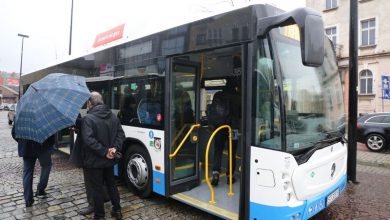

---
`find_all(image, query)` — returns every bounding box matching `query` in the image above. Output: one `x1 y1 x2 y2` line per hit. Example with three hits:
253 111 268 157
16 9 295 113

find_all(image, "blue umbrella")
15 73 90 143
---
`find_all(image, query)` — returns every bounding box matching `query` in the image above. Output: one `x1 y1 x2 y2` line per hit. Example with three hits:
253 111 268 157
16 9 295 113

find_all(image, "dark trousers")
212 130 238 174
22 150 52 203
82 168 109 207
85 167 121 218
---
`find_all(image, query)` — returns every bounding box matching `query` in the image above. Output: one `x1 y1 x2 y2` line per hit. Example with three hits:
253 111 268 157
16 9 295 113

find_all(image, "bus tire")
124 144 153 198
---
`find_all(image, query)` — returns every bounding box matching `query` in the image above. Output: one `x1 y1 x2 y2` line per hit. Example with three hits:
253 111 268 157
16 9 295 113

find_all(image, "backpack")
208 91 230 126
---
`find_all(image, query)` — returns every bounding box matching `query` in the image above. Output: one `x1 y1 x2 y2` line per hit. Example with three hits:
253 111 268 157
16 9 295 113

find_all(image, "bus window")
87 81 111 108
116 77 164 129
273 25 344 153
252 40 282 150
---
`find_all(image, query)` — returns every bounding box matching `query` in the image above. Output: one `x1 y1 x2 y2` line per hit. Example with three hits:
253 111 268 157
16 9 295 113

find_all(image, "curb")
357 160 390 169
356 151 390 169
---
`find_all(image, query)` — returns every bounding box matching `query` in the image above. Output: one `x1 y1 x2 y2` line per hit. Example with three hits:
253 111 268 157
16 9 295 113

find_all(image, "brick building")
0 85 18 104
306 0 390 114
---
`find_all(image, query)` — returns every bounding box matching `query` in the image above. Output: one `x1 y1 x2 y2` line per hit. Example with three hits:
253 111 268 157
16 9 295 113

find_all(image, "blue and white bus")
22 4 347 220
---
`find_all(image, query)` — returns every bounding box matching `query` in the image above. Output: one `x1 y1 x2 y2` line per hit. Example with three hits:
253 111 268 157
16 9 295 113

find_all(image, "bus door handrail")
170 123 190 147
169 124 200 159
205 125 235 204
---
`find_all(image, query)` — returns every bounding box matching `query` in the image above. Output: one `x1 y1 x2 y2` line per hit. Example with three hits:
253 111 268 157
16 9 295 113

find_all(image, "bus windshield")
253 26 345 154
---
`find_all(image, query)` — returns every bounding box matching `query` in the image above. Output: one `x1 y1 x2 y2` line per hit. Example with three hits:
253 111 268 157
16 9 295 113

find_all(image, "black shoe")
25 198 34 207
93 217 105 220
211 173 219 186
78 206 94 216
35 190 47 197
110 209 122 220
226 175 236 184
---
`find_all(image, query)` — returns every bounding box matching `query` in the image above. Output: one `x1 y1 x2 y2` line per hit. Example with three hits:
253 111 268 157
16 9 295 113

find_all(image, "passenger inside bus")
174 89 195 128
118 87 138 126
137 82 162 126
209 77 241 186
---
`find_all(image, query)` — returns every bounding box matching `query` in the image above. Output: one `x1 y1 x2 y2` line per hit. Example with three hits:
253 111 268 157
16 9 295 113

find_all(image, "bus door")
168 59 201 194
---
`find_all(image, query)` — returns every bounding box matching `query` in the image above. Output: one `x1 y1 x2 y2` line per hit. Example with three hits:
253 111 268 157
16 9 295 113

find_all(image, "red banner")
7 78 19 86
93 24 125 48
0 77 3 85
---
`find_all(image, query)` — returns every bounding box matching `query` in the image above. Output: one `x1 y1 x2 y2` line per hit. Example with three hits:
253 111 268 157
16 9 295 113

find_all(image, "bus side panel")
122 126 165 196
249 147 304 220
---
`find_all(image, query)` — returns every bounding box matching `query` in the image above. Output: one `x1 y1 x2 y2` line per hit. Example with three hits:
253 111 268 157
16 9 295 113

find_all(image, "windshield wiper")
295 135 342 165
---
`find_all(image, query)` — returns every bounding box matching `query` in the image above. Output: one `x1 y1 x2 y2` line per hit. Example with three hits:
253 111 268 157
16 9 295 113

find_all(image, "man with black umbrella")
81 91 125 220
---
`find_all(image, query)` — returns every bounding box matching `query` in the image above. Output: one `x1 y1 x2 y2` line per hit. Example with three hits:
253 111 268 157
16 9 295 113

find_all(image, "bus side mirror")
301 15 324 67
257 7 324 67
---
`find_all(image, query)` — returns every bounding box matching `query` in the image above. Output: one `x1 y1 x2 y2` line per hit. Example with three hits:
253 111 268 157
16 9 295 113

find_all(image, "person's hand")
106 149 115 159
107 148 117 159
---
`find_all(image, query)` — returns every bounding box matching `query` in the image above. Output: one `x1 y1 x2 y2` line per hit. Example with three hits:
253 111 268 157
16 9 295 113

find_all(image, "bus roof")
22 4 284 85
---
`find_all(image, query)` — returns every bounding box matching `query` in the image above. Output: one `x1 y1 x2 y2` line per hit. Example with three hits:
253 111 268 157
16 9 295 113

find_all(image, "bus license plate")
326 188 340 206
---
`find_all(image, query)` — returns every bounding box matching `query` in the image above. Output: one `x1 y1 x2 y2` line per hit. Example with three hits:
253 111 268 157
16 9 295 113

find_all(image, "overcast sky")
0 0 305 75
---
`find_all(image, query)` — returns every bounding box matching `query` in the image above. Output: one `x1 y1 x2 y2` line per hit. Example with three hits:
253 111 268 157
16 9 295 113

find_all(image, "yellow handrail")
171 123 190 146
205 125 235 204
169 124 200 159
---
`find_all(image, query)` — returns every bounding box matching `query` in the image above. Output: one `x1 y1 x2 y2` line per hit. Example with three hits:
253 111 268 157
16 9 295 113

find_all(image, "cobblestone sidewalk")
0 152 216 220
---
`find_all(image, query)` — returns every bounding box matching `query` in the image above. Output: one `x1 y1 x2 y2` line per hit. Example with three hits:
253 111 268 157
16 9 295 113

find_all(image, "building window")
325 26 337 46
325 0 338 9
359 69 373 94
361 18 376 46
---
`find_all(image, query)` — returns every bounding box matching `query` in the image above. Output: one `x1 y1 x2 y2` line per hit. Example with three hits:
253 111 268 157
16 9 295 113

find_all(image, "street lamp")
17 33 29 100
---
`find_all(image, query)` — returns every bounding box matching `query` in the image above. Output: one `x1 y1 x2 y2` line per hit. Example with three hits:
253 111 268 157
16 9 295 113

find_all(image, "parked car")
7 104 16 125
357 113 390 152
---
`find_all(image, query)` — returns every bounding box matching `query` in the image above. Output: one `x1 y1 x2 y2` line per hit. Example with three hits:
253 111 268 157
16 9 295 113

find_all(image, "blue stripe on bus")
302 175 347 219
249 201 305 220
250 174 347 220
153 171 165 196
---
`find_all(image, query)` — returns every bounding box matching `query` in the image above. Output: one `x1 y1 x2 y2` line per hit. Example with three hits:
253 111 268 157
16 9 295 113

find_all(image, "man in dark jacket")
81 91 125 220
69 114 109 216
210 77 241 186
12 125 55 207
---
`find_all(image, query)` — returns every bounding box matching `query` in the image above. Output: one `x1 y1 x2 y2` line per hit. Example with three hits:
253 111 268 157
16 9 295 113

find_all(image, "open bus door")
168 59 201 194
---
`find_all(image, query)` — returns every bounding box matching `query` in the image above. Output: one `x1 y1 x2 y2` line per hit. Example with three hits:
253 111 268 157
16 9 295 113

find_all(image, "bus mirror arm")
257 7 324 67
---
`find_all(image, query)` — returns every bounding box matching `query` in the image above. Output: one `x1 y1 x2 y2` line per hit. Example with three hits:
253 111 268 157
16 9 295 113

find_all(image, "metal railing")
169 124 200 159
205 124 235 204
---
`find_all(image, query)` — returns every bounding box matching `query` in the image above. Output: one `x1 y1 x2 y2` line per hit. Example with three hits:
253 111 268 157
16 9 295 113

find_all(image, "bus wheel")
124 144 153 198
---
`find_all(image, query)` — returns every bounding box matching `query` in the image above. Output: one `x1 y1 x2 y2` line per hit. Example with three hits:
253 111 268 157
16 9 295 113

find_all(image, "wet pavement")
1 110 390 219
0 111 215 220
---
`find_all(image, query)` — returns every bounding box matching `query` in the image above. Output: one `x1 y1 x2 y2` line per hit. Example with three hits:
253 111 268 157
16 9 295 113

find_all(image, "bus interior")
169 45 243 218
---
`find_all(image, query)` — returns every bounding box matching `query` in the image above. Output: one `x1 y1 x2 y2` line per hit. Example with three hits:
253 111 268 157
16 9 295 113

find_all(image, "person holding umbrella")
12 126 55 207
12 73 91 207
81 91 125 220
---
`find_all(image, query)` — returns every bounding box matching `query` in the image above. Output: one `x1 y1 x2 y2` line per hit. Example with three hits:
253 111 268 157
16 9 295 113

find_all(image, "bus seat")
137 99 161 126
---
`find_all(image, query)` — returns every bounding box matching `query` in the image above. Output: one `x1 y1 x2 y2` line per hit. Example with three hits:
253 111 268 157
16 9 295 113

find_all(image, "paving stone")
0 212 11 219
47 205 61 212
71 216 86 220
30 214 48 220
2 205 16 212
46 209 65 217
64 211 78 218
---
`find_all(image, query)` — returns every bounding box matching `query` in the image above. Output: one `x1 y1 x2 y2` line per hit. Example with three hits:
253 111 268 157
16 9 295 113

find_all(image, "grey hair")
89 91 104 106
